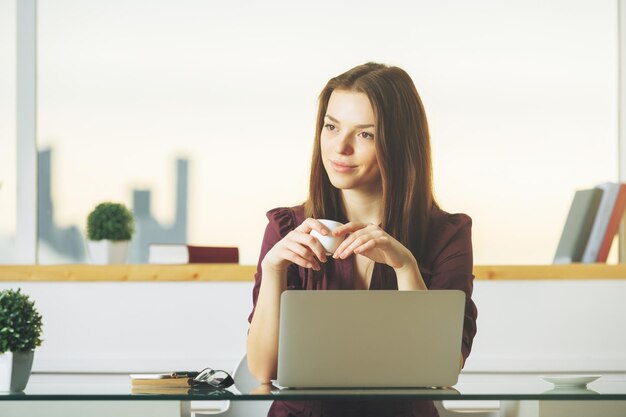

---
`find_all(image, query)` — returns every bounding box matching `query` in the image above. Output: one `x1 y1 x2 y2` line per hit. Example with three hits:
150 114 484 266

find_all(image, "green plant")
0 289 43 353
86 202 135 241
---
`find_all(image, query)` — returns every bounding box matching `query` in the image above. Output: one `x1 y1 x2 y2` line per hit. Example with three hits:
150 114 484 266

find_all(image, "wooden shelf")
0 264 625 282
0 264 257 282
474 264 626 280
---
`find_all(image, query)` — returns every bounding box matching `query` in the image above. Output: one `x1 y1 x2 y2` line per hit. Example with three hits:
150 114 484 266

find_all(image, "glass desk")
0 373 625 417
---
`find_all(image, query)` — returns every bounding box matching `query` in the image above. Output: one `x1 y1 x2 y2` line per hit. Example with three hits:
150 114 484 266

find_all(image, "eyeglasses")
192 368 234 389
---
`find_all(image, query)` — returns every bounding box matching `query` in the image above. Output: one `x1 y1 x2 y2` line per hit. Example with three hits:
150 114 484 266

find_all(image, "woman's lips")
330 160 357 173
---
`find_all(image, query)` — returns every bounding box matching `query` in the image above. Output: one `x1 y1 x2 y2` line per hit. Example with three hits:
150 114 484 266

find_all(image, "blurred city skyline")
37 148 189 263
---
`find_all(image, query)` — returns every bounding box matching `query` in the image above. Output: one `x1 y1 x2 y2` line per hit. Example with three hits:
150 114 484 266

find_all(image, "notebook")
276 290 465 389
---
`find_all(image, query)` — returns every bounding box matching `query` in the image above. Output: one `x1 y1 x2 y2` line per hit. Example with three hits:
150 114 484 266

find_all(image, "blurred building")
130 158 188 263
38 149 85 262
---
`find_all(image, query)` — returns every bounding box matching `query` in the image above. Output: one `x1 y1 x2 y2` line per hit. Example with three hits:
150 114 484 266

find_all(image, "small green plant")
86 202 135 241
0 289 43 354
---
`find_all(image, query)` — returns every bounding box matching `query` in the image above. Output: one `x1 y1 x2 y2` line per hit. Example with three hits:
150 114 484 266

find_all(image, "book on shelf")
581 183 621 263
188 245 239 263
148 244 239 264
554 188 603 263
595 183 626 262
148 244 189 264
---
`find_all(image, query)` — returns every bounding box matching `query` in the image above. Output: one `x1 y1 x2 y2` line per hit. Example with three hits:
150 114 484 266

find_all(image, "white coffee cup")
310 219 345 255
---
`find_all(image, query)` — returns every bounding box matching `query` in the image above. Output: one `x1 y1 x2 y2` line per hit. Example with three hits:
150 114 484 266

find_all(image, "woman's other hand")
331 222 415 271
332 222 426 290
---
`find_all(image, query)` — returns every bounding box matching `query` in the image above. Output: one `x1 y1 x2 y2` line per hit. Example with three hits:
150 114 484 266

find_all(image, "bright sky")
0 0 619 264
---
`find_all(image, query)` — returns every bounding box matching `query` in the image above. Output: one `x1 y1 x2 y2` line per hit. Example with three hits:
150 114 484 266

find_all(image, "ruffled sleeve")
247 207 301 324
424 211 478 366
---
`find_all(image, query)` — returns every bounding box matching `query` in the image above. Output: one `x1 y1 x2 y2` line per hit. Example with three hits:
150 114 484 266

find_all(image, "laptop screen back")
277 290 465 388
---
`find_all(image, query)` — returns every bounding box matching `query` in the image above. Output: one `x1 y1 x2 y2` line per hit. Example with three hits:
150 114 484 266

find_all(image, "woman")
247 62 478 417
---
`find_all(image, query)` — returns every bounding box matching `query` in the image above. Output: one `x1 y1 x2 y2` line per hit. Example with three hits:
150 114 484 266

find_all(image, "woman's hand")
332 222 426 290
261 218 330 274
331 222 415 271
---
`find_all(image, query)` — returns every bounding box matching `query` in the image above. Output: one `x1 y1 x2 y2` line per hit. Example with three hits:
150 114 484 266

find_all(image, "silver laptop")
276 290 465 389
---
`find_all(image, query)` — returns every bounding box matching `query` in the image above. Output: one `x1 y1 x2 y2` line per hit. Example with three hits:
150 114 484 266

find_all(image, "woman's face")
320 90 381 193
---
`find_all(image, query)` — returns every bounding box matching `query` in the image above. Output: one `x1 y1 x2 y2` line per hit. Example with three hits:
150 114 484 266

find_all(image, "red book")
596 183 626 262
187 245 239 264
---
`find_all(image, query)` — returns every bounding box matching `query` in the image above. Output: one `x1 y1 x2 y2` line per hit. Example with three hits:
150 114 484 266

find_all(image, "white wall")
1 280 624 374
468 280 626 372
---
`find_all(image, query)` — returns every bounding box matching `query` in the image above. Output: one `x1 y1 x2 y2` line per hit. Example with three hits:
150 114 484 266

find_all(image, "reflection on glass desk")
0 373 625 417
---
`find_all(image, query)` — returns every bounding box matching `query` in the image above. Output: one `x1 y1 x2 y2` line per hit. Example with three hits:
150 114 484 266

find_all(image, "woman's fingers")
282 249 319 270
285 240 317 268
331 223 368 257
295 218 331 236
333 225 381 258
335 233 371 259
264 220 331 272
279 228 329 270
288 230 328 262
332 222 368 237
353 237 383 255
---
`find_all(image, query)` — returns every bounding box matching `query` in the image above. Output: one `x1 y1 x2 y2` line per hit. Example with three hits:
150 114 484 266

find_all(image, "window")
31 0 618 264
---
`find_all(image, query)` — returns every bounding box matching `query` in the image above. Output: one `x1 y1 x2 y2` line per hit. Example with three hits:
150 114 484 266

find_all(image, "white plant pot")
87 240 130 264
0 351 35 392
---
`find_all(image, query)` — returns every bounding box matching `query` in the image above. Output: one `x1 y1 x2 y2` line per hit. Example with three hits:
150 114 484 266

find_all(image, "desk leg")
0 400 191 417
502 400 626 417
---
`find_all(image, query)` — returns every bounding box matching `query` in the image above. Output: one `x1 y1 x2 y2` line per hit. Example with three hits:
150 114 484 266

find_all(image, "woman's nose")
335 133 354 155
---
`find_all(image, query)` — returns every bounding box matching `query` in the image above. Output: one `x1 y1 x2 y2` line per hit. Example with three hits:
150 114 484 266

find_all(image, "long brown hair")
304 62 437 265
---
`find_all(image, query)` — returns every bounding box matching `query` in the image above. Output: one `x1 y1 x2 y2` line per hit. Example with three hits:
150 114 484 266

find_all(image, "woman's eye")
324 124 336 131
359 132 374 139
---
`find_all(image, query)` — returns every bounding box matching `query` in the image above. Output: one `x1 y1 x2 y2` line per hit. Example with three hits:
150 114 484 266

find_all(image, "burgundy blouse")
248 205 478 417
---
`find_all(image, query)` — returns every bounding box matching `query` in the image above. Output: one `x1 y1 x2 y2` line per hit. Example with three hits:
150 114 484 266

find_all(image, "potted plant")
0 288 43 392
86 202 135 264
